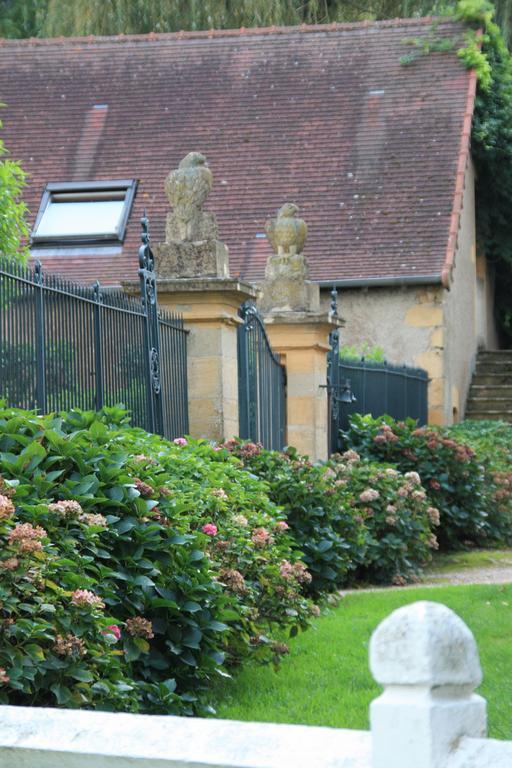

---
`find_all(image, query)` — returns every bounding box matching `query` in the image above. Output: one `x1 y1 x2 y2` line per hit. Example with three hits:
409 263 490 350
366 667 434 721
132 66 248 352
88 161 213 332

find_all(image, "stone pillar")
370 601 487 768
259 204 341 461
264 311 339 461
157 278 258 443
124 151 259 443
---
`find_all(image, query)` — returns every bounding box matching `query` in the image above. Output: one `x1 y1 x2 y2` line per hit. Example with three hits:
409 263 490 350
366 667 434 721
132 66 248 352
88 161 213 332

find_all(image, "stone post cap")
369 601 482 689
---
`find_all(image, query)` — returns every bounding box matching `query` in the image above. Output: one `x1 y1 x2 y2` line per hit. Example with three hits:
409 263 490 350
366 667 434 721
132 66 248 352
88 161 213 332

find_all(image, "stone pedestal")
258 253 320 314
157 278 259 443
155 239 229 280
264 310 341 461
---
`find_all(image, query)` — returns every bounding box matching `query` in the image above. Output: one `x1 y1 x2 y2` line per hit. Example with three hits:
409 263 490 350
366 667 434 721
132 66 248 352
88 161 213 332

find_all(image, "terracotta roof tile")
0 18 473 286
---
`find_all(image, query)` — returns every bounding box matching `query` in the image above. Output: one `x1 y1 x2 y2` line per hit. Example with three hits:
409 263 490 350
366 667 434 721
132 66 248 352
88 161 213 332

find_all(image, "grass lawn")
425 548 512 574
212 584 512 739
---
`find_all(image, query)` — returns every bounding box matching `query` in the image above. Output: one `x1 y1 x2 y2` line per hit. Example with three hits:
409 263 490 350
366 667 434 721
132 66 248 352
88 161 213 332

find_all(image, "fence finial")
140 210 150 244
330 285 338 318
369 601 486 768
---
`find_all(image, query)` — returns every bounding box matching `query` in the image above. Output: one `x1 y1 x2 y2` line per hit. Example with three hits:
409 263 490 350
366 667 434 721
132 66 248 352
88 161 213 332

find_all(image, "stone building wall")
319 160 498 424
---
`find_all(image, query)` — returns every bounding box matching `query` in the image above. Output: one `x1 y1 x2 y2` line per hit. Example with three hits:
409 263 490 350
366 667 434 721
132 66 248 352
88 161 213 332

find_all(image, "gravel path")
339 566 512 596
423 566 512 586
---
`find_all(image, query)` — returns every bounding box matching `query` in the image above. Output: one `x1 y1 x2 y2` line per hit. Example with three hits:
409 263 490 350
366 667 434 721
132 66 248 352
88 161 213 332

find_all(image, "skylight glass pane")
36 200 125 238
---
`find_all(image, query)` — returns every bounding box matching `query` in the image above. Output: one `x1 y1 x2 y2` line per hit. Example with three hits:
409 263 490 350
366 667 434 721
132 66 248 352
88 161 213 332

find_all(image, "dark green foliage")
0 0 45 38
222 442 364 593
471 23 512 343
328 458 437 584
0 405 312 713
448 419 512 537
0 341 76 404
223 439 436 589
344 413 512 549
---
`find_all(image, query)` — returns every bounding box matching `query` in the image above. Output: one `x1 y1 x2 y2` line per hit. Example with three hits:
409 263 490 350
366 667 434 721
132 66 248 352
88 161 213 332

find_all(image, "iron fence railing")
0 218 189 439
326 287 428 454
327 356 428 453
337 358 428 430
237 302 286 450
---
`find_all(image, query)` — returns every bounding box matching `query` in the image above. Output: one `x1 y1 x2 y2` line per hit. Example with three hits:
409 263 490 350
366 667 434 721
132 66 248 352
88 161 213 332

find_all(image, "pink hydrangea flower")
275 521 289 532
202 523 218 536
251 527 272 547
103 624 121 641
174 437 188 446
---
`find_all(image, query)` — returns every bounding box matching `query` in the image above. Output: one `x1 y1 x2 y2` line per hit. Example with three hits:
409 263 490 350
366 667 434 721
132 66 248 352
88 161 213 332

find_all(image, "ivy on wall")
464 2 512 345
403 1 512 344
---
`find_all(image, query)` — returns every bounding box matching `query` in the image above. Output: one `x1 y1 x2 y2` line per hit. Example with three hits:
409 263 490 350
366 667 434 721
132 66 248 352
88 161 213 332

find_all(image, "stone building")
0 16 498 425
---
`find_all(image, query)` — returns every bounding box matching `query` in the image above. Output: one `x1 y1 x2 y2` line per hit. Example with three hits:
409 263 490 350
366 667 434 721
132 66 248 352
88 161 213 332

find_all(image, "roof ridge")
0 15 461 46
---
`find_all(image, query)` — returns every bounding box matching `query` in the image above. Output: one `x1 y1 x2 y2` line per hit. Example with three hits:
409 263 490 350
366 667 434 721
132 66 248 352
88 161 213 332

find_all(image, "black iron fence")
326 289 428 454
237 302 286 450
328 356 429 453
0 217 189 439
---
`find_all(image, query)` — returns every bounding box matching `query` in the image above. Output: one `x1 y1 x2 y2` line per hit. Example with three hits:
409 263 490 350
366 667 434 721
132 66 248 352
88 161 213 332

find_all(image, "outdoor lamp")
339 379 356 404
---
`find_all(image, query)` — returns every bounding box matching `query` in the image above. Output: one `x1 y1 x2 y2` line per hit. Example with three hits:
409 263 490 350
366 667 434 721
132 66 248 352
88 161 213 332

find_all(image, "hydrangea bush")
344 413 512 549
221 439 437 589
328 454 438 584
448 420 512 543
0 405 312 713
221 440 365 593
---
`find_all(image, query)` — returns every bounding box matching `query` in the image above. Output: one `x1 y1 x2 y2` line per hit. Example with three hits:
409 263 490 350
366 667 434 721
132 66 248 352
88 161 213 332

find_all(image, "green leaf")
133 575 155 587
69 667 94 683
115 518 137 534
133 637 150 653
182 601 201 613
25 644 45 661
206 620 228 632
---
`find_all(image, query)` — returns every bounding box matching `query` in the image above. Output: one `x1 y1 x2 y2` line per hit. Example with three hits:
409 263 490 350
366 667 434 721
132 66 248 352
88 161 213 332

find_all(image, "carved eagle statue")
265 203 308 256
165 152 213 211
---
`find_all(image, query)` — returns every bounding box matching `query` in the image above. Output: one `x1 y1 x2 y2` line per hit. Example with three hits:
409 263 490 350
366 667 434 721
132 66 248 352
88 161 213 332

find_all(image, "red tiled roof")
0 18 474 286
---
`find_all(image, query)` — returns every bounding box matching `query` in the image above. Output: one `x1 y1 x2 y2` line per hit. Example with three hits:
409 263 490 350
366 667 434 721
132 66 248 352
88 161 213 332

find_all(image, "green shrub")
0 405 312 714
329 452 438 585
0 482 138 711
222 440 436 589
221 441 365 594
448 420 512 541
339 342 385 362
344 414 503 549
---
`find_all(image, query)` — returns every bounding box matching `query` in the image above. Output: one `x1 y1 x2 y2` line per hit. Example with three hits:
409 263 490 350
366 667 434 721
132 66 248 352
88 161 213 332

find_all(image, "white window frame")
31 179 137 246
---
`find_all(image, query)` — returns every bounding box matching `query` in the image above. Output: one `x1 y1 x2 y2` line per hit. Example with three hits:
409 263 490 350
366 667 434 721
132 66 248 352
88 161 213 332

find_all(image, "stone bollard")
369 601 487 768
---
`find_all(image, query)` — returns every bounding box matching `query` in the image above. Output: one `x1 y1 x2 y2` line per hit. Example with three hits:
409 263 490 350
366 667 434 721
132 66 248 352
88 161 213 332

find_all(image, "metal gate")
326 287 428 454
0 215 189 440
237 302 286 450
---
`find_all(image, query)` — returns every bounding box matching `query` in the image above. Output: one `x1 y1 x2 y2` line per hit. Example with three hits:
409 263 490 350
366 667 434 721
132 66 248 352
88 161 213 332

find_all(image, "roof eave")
316 274 443 289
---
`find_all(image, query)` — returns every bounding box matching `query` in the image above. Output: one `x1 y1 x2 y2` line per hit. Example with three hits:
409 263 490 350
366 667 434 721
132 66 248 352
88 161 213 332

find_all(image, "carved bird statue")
265 203 308 257
165 152 213 211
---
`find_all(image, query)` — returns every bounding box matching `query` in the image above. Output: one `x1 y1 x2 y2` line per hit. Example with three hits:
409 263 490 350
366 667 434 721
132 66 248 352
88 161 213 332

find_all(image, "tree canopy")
0 125 28 260
0 0 510 46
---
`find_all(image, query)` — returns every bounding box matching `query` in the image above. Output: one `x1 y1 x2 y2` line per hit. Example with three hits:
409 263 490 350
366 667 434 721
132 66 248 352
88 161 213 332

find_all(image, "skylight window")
31 180 137 245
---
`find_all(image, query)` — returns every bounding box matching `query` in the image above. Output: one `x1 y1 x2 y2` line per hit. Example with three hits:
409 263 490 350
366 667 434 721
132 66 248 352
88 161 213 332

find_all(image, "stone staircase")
465 350 512 422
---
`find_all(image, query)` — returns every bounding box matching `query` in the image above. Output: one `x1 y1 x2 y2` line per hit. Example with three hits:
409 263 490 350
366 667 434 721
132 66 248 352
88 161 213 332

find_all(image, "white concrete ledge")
0 706 371 768
448 737 512 768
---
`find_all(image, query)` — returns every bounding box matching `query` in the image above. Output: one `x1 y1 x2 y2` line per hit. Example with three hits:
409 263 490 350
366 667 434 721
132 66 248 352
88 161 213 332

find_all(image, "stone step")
464 408 512 422
471 373 512 386
476 361 512 375
466 396 512 410
465 350 512 421
469 385 512 398
477 349 512 359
